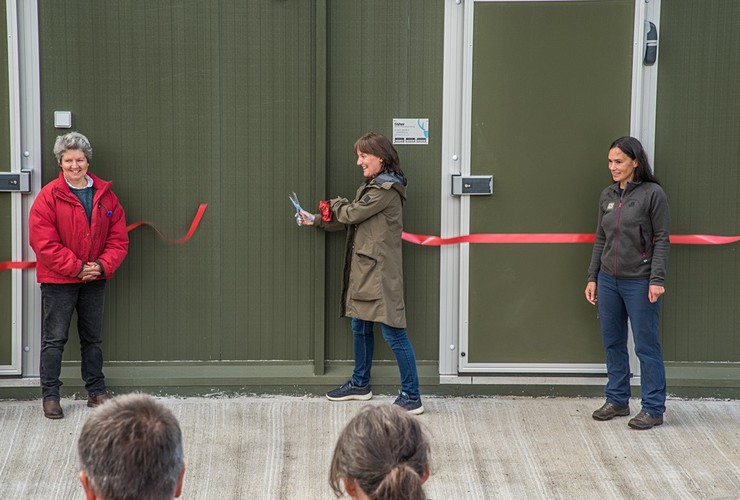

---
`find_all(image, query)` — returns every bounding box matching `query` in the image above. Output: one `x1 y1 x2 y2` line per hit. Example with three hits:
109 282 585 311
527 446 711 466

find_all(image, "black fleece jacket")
587 180 670 285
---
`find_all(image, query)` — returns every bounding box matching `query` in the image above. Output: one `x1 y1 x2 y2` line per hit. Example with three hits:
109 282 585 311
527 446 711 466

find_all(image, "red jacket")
29 172 129 284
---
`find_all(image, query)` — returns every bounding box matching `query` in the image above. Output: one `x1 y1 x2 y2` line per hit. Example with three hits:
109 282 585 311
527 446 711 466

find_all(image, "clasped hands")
78 261 102 281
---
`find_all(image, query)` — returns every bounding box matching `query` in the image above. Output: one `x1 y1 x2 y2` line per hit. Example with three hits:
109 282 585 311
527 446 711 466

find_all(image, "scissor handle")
289 193 314 224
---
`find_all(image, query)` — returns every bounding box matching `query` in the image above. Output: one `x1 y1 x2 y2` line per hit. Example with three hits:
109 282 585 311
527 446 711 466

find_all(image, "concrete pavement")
0 395 738 499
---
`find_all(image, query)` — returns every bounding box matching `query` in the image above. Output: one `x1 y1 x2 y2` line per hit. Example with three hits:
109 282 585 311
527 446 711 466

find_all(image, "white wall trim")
2 0 22 375
638 0 661 163
18 0 42 377
440 375 614 386
439 0 466 376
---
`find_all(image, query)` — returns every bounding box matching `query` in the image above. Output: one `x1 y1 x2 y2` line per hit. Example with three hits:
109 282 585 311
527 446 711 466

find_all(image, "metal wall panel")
656 1 740 362
36 0 443 366
465 1 633 367
38 1 318 362
325 0 444 362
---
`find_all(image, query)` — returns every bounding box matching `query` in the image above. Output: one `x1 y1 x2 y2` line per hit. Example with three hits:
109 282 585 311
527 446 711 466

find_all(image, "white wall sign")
392 118 429 145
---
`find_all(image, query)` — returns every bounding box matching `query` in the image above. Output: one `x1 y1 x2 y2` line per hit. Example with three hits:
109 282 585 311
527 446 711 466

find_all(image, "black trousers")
40 280 106 400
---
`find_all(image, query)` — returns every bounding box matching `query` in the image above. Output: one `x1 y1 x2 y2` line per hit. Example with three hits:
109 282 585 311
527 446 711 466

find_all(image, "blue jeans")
350 318 421 398
40 280 107 400
597 271 666 416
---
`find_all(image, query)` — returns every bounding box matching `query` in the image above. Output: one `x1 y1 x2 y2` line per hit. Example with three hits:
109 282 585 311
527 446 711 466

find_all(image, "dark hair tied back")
354 132 404 177
372 463 425 500
610 136 660 185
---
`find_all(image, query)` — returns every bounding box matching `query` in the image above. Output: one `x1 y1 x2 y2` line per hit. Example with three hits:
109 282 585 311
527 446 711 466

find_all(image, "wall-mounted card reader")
451 174 493 196
0 170 31 192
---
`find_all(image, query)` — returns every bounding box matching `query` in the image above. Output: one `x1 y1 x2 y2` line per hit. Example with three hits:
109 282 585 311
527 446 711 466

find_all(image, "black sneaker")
628 410 663 430
326 381 373 401
393 391 424 415
592 402 630 421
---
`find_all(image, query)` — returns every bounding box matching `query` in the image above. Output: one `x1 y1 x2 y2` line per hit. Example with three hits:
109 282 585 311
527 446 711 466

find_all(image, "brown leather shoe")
87 393 109 408
628 410 664 430
42 399 64 419
592 402 630 421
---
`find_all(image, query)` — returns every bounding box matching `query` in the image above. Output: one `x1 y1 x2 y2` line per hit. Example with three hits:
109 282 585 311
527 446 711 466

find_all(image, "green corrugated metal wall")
325 1 442 362
657 1 740 362
39 1 320 363
31 0 740 373
37 0 442 365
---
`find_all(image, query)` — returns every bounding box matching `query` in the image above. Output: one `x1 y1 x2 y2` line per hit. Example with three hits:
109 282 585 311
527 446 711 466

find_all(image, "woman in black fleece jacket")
585 136 670 430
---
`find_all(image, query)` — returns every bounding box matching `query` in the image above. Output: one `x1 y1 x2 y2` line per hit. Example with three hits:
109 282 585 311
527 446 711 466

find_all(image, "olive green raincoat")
315 173 407 328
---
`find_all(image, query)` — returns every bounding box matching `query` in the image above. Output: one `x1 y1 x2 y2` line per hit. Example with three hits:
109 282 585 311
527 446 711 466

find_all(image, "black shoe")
326 381 372 401
628 410 663 430
393 391 424 415
592 402 630 421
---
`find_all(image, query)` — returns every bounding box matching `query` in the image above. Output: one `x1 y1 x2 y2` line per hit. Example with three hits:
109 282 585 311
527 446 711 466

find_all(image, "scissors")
289 192 314 225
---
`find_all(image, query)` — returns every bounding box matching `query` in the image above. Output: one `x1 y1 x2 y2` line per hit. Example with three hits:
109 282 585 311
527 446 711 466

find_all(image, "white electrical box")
54 111 72 128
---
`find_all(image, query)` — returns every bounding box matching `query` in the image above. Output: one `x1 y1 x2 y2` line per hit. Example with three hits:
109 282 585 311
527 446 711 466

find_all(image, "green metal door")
460 0 635 372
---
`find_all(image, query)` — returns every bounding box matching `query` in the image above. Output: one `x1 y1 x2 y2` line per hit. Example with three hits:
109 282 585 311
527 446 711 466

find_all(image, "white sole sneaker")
326 391 373 402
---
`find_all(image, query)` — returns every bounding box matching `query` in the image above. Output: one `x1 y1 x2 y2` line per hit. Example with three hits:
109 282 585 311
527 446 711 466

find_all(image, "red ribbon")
0 203 208 272
0 261 36 272
3 207 738 271
668 234 740 245
402 232 740 246
126 203 208 244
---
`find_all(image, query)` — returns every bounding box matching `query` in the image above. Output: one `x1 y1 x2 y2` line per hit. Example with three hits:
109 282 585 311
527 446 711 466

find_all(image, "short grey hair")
53 131 93 163
78 393 184 500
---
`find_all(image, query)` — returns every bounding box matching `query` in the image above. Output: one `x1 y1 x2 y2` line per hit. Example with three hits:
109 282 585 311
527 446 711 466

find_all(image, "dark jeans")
351 318 421 398
597 271 666 416
40 280 107 400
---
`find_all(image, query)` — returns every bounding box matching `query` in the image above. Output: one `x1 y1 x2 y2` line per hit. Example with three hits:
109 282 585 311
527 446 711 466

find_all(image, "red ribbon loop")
1 203 208 272
126 203 208 245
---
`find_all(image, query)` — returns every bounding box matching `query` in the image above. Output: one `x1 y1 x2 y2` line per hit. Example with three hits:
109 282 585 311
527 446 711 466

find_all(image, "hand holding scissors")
289 192 315 226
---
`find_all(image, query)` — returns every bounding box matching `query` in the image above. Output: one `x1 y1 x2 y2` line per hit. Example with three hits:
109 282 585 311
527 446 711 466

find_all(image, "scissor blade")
288 192 302 212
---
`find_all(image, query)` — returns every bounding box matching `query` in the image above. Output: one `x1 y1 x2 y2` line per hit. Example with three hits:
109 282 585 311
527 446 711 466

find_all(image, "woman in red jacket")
29 132 128 419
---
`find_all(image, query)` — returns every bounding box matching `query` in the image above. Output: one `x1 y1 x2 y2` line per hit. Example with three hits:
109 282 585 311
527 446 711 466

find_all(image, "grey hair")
77 393 184 500
53 131 93 163
329 405 430 500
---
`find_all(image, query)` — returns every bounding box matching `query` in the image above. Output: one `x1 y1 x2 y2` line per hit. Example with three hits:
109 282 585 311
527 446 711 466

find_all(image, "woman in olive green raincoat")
298 132 423 415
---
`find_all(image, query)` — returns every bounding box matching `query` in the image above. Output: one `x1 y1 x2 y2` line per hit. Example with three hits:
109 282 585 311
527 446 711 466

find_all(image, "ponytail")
371 463 426 500
329 405 430 499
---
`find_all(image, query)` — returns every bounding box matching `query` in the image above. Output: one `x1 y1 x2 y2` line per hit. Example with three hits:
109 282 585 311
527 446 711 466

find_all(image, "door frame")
439 0 661 381
1 0 42 378
1 0 22 375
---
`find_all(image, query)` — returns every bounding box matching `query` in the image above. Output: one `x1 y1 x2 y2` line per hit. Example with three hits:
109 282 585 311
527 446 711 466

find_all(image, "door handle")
644 21 658 65
451 174 493 196
0 170 31 192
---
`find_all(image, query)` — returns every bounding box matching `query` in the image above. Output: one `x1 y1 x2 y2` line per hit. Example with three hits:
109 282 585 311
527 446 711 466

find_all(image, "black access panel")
0 171 31 192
